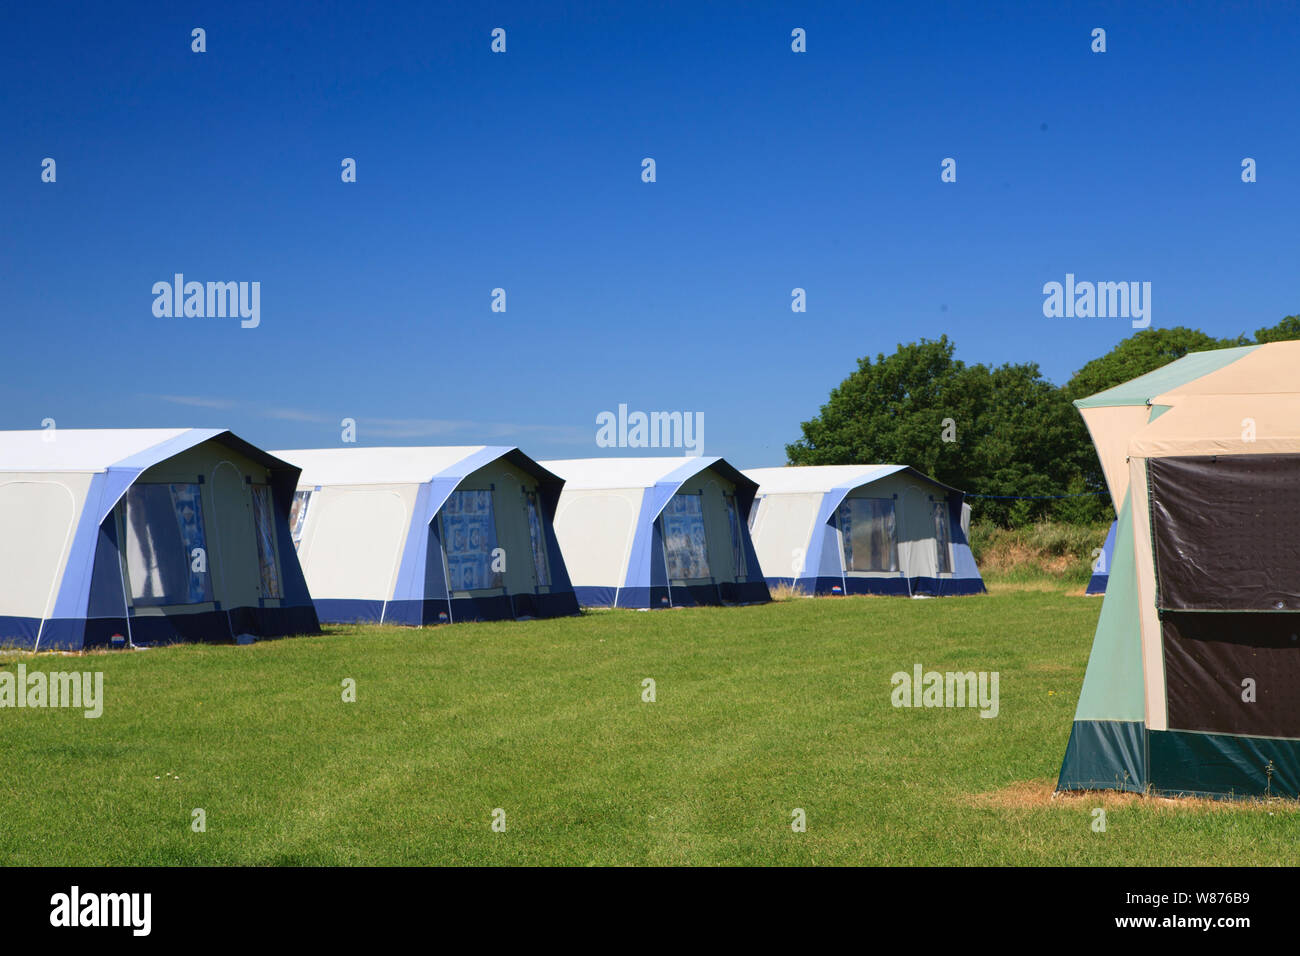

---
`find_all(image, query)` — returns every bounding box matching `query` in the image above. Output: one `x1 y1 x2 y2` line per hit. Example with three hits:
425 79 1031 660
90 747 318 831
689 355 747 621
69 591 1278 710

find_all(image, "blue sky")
3 1 1296 468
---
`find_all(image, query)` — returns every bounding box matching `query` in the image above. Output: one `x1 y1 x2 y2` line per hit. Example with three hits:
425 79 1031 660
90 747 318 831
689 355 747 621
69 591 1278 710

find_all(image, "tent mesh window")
723 492 747 578
250 485 282 599
288 489 312 550
932 500 952 574
523 489 551 588
441 490 504 591
837 498 898 572
122 483 213 606
662 493 711 581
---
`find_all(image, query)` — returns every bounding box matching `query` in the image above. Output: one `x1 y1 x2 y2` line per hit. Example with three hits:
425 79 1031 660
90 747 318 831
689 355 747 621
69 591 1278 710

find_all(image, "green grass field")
4 587 1299 866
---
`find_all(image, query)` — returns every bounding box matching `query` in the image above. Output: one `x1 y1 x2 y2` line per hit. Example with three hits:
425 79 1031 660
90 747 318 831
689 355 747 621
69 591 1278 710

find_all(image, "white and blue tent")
541 457 770 609
273 446 579 625
0 428 319 650
1086 519 1117 595
743 465 985 597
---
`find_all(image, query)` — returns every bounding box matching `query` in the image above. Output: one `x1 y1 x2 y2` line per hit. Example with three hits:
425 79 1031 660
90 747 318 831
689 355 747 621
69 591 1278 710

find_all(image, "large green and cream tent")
1059 340 1300 798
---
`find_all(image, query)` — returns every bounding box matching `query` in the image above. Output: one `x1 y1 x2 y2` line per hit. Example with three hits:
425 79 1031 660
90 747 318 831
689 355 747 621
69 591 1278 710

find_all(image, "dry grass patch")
971 779 1300 813
984 579 1065 594
766 582 805 601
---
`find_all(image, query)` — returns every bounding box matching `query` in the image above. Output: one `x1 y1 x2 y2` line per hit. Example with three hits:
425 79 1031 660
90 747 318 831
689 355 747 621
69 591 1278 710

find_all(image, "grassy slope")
3 590 1298 866
971 521 1111 590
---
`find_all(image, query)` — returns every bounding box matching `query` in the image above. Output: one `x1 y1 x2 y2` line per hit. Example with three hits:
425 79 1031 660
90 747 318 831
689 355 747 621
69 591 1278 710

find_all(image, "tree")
1254 315 1300 343
785 336 970 481
787 337 1105 526
788 317 1300 529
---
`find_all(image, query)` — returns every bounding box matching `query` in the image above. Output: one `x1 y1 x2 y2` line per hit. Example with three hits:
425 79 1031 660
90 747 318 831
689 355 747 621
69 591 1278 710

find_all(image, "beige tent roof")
1074 341 1300 503
1129 394 1300 459
1150 340 1300 403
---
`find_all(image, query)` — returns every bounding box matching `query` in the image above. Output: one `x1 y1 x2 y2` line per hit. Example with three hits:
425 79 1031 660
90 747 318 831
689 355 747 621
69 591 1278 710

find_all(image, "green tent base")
1059 720 1300 800
1058 719 1146 794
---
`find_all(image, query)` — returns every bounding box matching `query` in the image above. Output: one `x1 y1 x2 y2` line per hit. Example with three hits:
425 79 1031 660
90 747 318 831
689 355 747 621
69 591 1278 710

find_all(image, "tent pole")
835 509 847 597
115 533 135 648
439 520 455 625
659 518 673 608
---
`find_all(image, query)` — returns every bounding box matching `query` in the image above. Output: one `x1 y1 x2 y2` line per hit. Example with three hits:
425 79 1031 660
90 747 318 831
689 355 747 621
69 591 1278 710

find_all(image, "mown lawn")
3 588 1299 866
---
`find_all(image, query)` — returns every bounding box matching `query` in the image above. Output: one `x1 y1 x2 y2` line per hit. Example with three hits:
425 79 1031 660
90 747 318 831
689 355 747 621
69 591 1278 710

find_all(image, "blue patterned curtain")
663 493 710 580
443 490 502 591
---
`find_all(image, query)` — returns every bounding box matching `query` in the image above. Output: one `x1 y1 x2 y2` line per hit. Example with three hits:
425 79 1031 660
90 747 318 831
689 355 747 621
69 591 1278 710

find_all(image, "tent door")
210 462 259 632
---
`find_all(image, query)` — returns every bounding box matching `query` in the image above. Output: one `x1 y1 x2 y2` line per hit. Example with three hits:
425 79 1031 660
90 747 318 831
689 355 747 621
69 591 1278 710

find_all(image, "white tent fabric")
285 446 491 487
0 428 317 650
0 428 192 472
541 456 770 608
743 464 985 597
271 446 579 625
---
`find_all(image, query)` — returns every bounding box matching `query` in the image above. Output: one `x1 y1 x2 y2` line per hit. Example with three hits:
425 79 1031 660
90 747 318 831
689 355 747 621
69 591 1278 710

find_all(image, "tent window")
123 483 213 606
288 489 312 550
662 493 711 581
933 501 952 574
724 493 747 577
523 489 551 587
1150 454 1300 611
837 498 898 572
747 496 762 532
251 485 282 598
442 490 503 591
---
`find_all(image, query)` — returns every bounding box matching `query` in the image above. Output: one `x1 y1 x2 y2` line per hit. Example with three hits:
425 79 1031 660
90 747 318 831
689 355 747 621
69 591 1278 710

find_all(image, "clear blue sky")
4 1 1296 467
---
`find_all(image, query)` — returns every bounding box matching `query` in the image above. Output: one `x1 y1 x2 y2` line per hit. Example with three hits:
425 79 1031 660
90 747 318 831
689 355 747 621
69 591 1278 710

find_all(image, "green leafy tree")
784 336 971 481
787 337 1104 526
790 318 1300 529
1254 314 1300 342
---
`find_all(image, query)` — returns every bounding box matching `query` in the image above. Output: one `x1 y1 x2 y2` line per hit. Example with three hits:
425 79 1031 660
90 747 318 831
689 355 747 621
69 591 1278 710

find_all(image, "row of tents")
0 432 985 652
6 337 1293 801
